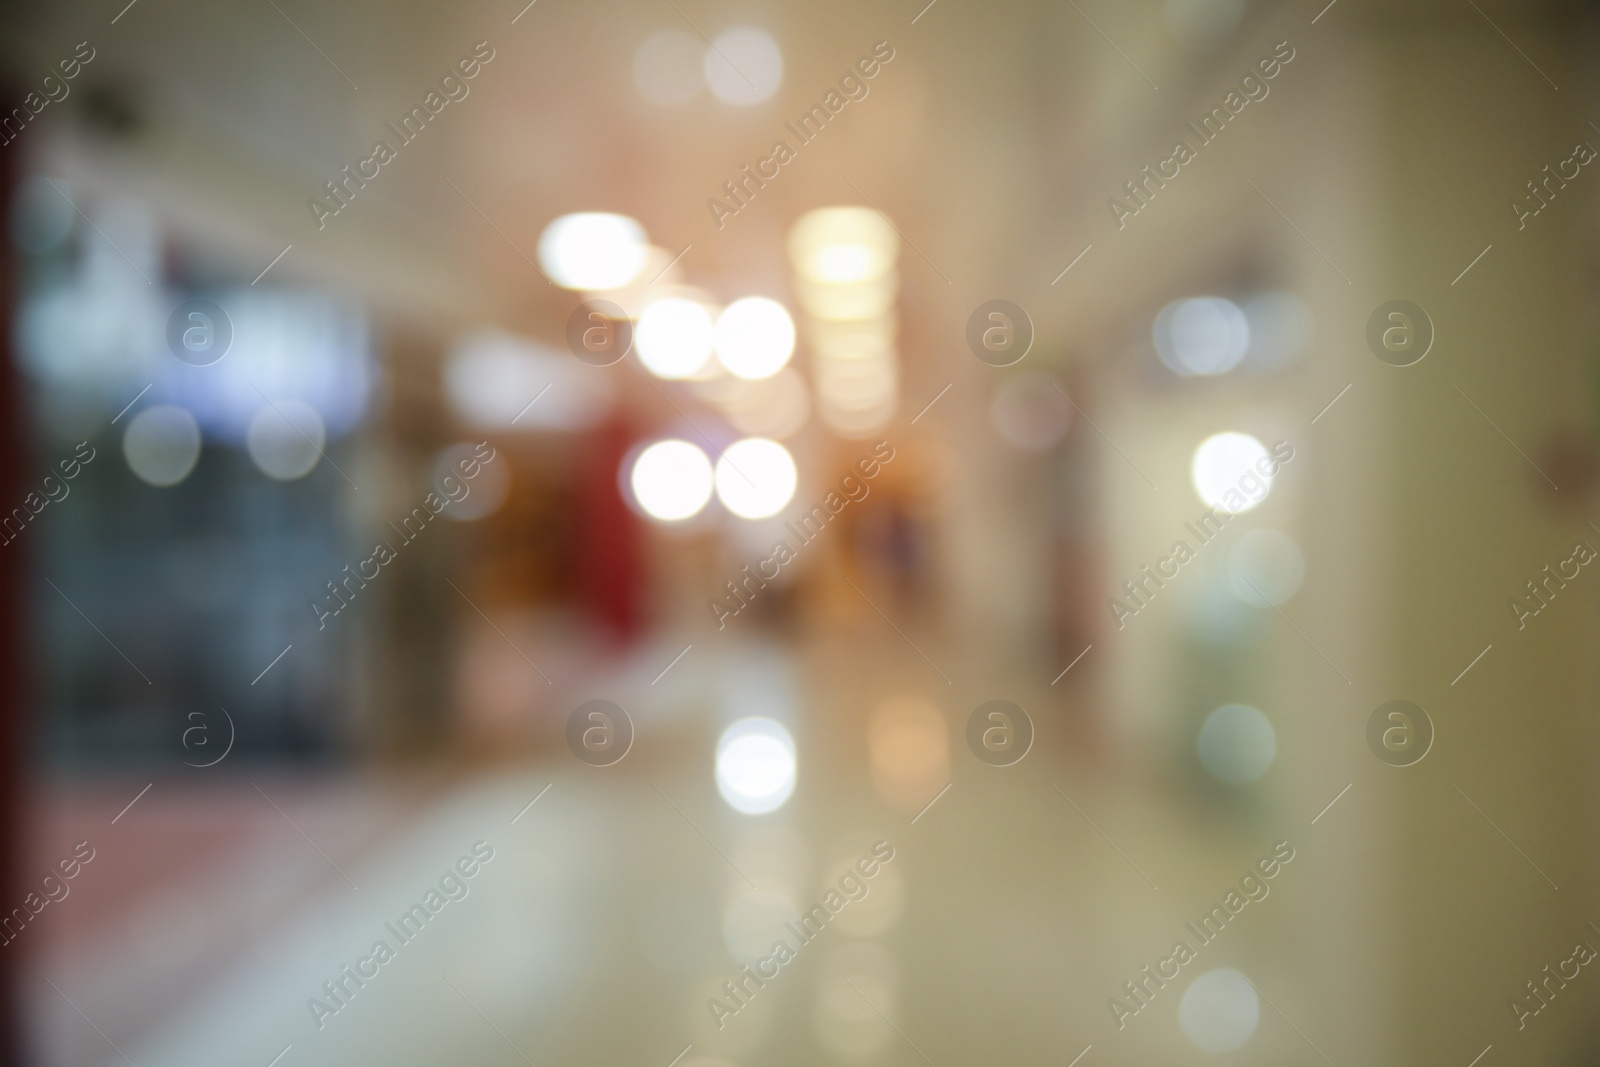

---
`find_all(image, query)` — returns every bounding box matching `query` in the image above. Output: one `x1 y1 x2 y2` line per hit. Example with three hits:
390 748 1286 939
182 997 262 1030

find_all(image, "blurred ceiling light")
1154 296 1250 376
788 208 898 283
704 28 783 106
630 439 714 522
715 438 797 520
991 374 1072 451
1178 969 1259 1052
1197 704 1276 785
446 330 613 431
796 274 898 321
1242 292 1312 370
634 30 704 105
1190 431 1273 513
537 213 649 291
716 717 797 814
637 297 716 379
1228 529 1305 606
434 442 511 521
867 697 949 812
123 405 201 487
715 297 796 380
246 400 325 480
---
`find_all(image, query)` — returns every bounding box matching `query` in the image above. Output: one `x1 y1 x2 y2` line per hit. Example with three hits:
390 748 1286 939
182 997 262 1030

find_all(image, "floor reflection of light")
1197 704 1276 785
1179 968 1260 1051
715 297 795 380
633 30 704 105
123 405 201 487
537 212 649 291
246 400 324 480
1190 431 1273 513
704 28 782 105
1228 528 1305 606
1155 296 1250 377
637 297 716 380
629 439 714 522
716 718 797 815
715 438 796 520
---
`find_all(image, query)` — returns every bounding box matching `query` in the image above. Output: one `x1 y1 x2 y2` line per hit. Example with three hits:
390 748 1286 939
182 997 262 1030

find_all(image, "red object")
573 415 645 644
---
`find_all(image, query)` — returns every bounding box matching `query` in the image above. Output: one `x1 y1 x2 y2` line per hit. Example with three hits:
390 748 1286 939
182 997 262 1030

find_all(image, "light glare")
630 439 714 522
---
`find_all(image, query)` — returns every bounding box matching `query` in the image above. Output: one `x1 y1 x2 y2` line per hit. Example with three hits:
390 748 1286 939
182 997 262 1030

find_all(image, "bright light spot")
1229 529 1305 606
1179 969 1260 1051
123 405 201 487
716 717 796 814
715 297 795 380
704 28 783 106
1155 297 1250 376
1191 432 1274 513
630 439 714 522
1197 705 1276 785
634 30 704 105
991 374 1072 451
246 400 324 480
715 438 796 520
537 213 649 291
446 331 614 431
788 208 898 283
434 442 511 522
637 297 715 379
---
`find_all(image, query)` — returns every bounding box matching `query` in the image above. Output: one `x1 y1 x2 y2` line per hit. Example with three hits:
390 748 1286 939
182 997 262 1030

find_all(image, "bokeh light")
537 213 650 291
1197 704 1276 784
1179 968 1260 1051
1229 528 1306 606
1155 296 1250 377
123 405 201 487
637 297 716 380
715 297 796 380
716 717 797 814
1190 431 1274 513
788 208 899 283
715 438 797 520
246 400 324 481
629 439 714 522
704 28 783 106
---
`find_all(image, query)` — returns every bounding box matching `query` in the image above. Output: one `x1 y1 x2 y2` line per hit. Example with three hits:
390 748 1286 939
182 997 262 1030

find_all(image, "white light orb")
1197 704 1276 785
637 297 716 379
1190 431 1274 514
246 400 325 481
1179 969 1260 1052
1155 296 1250 377
704 28 783 106
1229 528 1305 606
715 297 796 380
788 208 898 283
123 405 201 487
714 437 797 520
634 30 704 105
537 213 649 291
630 439 713 522
716 717 796 814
